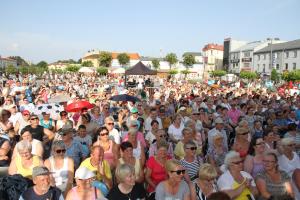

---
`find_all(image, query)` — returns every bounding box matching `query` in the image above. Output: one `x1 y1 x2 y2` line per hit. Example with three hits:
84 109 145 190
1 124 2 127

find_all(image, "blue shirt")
66 140 88 168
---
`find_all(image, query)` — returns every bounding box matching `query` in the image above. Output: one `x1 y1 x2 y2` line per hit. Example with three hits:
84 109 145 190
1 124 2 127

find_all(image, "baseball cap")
75 167 95 179
130 107 138 113
32 166 52 178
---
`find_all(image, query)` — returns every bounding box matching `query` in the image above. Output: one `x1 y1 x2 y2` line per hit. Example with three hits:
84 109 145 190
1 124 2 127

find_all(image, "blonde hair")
165 159 181 172
281 137 295 146
115 163 135 183
198 163 217 180
224 151 240 168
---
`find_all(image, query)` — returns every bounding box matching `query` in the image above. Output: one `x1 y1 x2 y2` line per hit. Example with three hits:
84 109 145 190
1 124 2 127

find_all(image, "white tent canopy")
109 68 125 74
79 67 96 73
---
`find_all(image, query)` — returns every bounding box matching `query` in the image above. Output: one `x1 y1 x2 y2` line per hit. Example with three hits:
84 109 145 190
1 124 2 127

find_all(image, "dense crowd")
0 72 300 200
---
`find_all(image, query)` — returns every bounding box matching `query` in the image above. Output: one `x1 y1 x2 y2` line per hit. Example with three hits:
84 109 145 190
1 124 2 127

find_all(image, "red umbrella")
65 101 94 112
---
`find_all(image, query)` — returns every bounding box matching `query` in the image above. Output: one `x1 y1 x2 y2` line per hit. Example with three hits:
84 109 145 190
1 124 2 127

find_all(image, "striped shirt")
180 157 203 180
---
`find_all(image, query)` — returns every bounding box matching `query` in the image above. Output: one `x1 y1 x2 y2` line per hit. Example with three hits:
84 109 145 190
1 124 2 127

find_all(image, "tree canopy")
165 53 178 70
117 53 130 67
151 59 160 70
82 61 94 67
182 54 196 69
98 51 112 67
239 71 258 80
282 70 300 81
97 67 108 75
65 65 80 72
271 69 280 82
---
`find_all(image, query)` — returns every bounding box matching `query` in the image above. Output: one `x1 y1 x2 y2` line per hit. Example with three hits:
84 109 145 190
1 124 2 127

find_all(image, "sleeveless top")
40 118 53 129
232 179 254 200
103 140 114 166
119 158 141 181
71 186 97 200
49 156 69 192
16 155 40 179
133 141 142 160
194 181 217 200
251 159 264 178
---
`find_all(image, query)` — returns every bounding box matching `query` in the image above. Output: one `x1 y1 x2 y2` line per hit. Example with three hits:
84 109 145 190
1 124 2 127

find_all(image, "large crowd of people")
0 72 300 200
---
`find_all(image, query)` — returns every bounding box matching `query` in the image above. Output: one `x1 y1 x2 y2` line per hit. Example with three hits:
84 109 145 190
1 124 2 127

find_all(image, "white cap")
75 167 95 179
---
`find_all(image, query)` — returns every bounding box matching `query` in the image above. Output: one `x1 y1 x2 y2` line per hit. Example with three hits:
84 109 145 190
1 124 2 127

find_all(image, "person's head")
248 137 265 156
20 129 33 142
254 120 262 129
104 116 115 131
213 132 224 147
166 159 185 182
29 114 39 125
58 124 74 141
102 104 110 113
151 119 159 132
97 126 109 141
182 127 193 141
281 137 296 154
17 140 32 160
60 111 68 119
130 107 139 118
90 145 104 163
115 163 135 186
207 192 231 200
263 152 278 172
184 140 197 156
51 140 66 157
0 109 11 122
120 141 133 158
198 163 217 183
91 106 100 115
75 167 95 189
224 151 244 172
42 112 50 120
214 117 224 130
32 166 51 192
155 129 167 141
81 113 91 123
127 120 139 132
156 139 169 159
173 114 182 125
77 124 87 138
150 108 157 119
288 123 297 132
235 126 250 140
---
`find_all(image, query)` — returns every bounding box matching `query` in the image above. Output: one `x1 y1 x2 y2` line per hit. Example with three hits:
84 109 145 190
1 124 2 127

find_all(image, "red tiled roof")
0 57 16 62
83 52 140 60
202 44 224 51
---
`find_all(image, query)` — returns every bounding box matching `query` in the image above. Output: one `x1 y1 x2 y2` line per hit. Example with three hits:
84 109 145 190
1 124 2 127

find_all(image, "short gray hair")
115 163 135 183
224 151 240 168
281 137 295 146
17 140 32 152
52 140 66 152
105 116 114 123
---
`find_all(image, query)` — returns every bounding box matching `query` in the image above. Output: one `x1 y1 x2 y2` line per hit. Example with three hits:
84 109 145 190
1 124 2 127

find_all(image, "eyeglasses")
159 135 167 138
56 149 66 154
186 147 197 151
263 160 276 163
30 118 38 121
232 160 244 165
193 113 200 115
100 132 109 136
106 122 114 125
256 142 265 146
171 170 186 175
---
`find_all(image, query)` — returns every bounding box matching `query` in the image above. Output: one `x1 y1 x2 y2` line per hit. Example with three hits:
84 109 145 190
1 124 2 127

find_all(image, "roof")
203 44 224 51
254 39 300 54
0 57 16 62
82 52 140 60
183 52 202 56
125 61 157 75
230 41 264 53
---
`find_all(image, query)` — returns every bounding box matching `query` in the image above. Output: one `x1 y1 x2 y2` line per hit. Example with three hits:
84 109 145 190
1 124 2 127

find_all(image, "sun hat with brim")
32 166 53 178
130 107 138 113
214 118 224 124
75 167 95 179
235 126 249 135
58 124 75 135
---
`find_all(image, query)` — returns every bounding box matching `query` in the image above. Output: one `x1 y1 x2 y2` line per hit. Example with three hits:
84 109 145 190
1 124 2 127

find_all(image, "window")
263 64 266 72
285 63 288 70
244 63 250 68
294 51 297 58
243 51 250 57
276 64 280 70
293 63 296 70
285 51 289 58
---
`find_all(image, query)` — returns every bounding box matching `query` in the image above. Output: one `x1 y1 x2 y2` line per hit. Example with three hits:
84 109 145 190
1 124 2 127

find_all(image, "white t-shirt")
168 123 184 141
217 170 256 190
145 117 163 132
145 131 156 144
109 128 121 145
278 152 300 176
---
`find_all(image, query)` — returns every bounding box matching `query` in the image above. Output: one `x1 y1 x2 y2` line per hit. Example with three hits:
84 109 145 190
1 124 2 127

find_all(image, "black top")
107 183 146 200
23 125 44 141
20 186 63 200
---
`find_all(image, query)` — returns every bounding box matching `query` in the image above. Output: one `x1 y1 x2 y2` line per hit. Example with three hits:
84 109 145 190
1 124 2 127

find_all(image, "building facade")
0 56 17 69
202 44 224 78
253 39 300 74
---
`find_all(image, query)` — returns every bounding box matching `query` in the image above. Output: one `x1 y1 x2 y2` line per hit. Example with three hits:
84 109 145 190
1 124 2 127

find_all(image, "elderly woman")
207 133 228 175
168 114 185 143
155 159 191 200
174 127 201 160
107 163 146 200
8 140 43 179
278 137 300 176
231 126 250 158
149 129 173 157
93 126 118 169
90 106 102 126
180 140 203 182
12 129 43 158
191 163 218 200
44 140 74 196
118 141 144 183
217 151 258 199
66 167 104 200
244 137 265 178
256 152 294 200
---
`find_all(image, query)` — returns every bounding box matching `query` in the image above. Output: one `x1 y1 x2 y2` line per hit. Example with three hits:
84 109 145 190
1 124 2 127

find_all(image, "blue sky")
0 0 299 63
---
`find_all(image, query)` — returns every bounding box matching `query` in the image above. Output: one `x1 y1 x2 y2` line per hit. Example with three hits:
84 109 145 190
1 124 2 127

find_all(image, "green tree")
97 67 108 75
282 70 300 81
5 65 17 74
117 53 130 68
169 69 178 75
82 61 94 67
210 70 227 77
66 65 80 72
77 58 82 64
239 71 258 80
19 66 29 74
165 53 178 70
182 54 196 70
271 68 280 82
151 59 160 70
98 52 112 67
36 61 48 68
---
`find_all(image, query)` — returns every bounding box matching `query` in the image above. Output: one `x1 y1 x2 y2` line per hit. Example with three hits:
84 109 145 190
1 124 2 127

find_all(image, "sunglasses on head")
56 149 66 154
171 169 185 175
100 132 109 136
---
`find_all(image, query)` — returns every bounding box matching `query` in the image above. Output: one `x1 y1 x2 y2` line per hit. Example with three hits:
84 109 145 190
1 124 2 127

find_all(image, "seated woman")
180 140 203 182
148 129 173 157
217 151 258 200
118 141 144 183
155 159 191 200
44 140 74 196
231 126 250 158
8 140 43 179
0 134 11 167
256 152 294 200
107 163 147 200
66 167 104 200
191 163 218 200
12 129 43 159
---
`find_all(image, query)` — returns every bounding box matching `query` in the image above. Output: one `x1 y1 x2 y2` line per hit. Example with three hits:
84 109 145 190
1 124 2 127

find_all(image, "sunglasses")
61 114 67 116
232 160 244 165
159 135 167 138
106 122 114 125
193 113 200 115
30 118 38 120
131 125 138 127
100 132 109 136
56 149 66 154
186 147 197 151
171 170 186 175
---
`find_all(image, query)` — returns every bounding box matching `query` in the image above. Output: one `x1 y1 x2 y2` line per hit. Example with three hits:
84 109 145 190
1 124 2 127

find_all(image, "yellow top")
80 157 112 181
232 179 253 200
16 155 40 179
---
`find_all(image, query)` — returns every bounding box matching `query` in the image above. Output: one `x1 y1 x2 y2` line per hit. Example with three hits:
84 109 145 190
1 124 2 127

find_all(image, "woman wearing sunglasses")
217 151 258 200
155 159 191 200
44 140 74 197
148 129 173 157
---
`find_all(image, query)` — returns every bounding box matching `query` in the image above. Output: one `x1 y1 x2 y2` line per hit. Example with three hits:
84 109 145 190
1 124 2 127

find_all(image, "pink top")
71 186 97 200
227 109 241 124
123 131 146 148
104 140 115 166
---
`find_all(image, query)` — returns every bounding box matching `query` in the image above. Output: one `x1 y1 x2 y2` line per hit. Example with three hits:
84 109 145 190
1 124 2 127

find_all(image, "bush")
169 69 178 75
239 71 258 80
282 70 300 81
97 67 108 75
66 65 80 72
210 70 226 77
